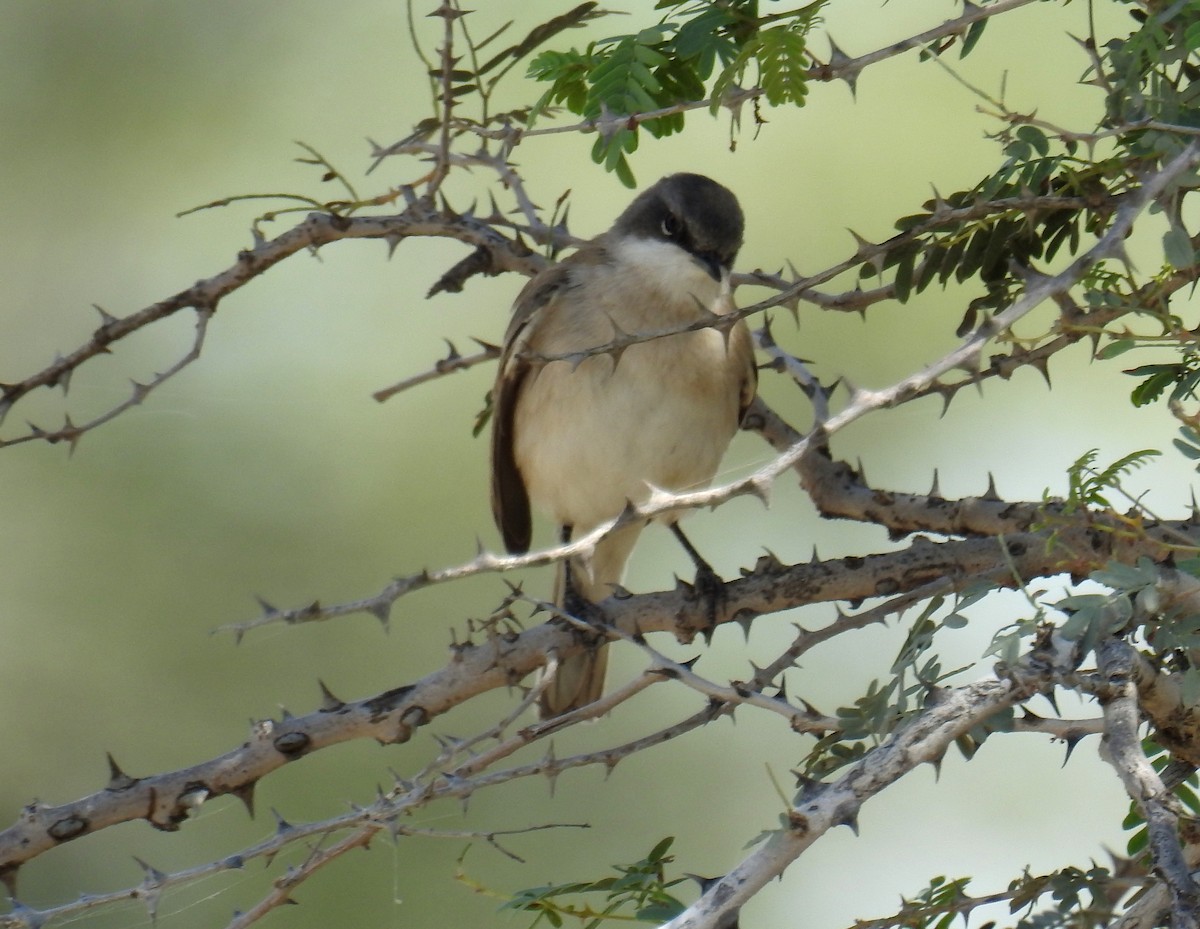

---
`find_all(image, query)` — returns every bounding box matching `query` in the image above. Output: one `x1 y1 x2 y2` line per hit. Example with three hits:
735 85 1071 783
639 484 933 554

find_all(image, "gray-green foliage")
527 0 820 184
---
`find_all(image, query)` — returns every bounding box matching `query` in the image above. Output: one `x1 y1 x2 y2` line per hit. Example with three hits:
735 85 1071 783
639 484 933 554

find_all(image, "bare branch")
1097 640 1200 929
372 339 500 403
807 0 1040 87
0 204 544 449
663 674 1030 929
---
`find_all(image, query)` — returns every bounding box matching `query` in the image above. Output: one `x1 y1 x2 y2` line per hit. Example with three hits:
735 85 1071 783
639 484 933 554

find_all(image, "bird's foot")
689 558 727 635
560 571 610 639
670 523 727 635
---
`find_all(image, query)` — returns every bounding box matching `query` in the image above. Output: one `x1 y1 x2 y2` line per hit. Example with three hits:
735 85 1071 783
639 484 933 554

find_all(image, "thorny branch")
1097 640 1200 929
214 138 1200 635
0 204 545 450
2 478 1187 913
662 675 1033 929
11 2 1200 928
372 339 500 403
0 0 1091 453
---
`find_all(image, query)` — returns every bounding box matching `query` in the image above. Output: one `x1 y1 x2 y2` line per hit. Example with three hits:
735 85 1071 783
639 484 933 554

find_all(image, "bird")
490 172 757 718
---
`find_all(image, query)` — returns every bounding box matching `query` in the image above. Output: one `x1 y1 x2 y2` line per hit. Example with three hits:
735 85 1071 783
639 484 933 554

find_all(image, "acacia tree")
4 1 1200 927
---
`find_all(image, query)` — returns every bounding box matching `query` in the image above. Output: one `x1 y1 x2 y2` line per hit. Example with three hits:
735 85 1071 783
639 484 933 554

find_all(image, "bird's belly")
513 330 741 532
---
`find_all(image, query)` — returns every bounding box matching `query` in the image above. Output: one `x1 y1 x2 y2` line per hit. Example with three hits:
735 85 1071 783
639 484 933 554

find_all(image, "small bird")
490 173 757 718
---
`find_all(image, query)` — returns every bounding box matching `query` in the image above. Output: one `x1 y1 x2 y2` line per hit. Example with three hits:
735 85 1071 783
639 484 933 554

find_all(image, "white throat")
610 235 726 312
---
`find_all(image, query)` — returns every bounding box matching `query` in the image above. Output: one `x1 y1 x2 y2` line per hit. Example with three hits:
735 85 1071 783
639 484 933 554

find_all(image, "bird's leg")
669 522 726 633
558 525 609 632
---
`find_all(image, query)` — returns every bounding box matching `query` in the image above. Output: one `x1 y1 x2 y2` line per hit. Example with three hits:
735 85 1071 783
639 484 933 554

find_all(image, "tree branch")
0 204 544 449
663 675 1031 929
1097 640 1200 929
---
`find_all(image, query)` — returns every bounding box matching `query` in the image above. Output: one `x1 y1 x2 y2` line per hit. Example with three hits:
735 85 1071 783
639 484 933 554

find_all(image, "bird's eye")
660 215 680 239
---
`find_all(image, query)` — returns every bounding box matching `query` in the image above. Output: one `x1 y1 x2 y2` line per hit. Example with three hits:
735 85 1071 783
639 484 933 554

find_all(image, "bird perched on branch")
490 172 757 717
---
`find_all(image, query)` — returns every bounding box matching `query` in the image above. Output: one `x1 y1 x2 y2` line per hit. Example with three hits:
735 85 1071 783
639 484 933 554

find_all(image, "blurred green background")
0 2 1190 927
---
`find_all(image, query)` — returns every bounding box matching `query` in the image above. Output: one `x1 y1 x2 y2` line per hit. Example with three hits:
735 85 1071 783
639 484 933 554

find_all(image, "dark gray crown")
612 173 744 277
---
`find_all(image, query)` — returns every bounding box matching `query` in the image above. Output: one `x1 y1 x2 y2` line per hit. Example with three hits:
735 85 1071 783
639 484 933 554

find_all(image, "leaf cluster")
527 1 821 184
1106 1 1200 141
799 593 982 777
501 837 686 928
1064 449 1162 511
880 160 1119 335
1003 864 1123 929
1119 350 1200 407
855 865 1119 929
992 552 1200 689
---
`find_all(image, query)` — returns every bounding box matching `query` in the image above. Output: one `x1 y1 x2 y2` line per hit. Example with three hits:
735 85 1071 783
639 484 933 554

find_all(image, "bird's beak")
694 251 725 282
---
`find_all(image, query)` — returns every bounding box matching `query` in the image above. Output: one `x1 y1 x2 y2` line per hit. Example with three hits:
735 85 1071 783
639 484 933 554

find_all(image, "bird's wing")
490 256 586 553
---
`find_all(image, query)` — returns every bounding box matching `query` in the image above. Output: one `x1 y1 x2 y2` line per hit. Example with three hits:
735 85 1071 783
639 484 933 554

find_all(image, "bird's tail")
538 524 641 718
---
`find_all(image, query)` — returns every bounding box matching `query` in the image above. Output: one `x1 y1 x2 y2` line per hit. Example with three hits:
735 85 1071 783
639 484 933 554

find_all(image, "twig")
451 0 1041 145
1097 640 1200 929
426 1 459 193
0 205 543 449
661 675 1030 929
372 340 500 402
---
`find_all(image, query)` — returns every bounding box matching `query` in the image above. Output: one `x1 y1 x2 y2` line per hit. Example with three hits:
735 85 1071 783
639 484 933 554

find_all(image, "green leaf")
709 36 756 113
957 226 987 281
1130 368 1177 406
960 18 987 57
894 248 915 303
937 236 966 285
1174 437 1200 459
527 48 592 119
916 244 944 293
646 836 675 862
1127 823 1149 856
1043 212 1081 261
980 218 1014 277
1183 669 1200 706
591 127 639 186
1004 139 1031 162
1164 220 1195 269
1016 125 1050 157
1092 557 1158 591
1185 20 1200 51
672 6 736 77
1097 339 1136 359
757 22 809 107
586 35 668 118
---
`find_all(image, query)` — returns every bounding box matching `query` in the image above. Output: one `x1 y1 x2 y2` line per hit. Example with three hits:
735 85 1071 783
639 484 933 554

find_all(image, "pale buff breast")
512 240 750 533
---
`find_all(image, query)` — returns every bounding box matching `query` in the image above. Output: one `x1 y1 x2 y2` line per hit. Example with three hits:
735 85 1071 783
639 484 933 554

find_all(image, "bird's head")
612 173 744 282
